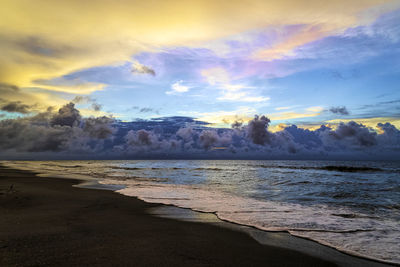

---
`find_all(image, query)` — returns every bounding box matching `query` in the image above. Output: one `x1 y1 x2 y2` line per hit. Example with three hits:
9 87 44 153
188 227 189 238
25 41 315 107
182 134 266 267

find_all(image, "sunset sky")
1 0 400 159
1 0 399 127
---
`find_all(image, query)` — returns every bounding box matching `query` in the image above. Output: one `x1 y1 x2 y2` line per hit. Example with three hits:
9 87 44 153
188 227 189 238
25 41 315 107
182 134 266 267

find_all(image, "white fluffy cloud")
166 80 190 95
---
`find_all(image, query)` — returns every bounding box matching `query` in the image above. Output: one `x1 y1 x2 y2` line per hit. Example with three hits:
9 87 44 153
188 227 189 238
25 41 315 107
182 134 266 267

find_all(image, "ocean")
3 160 400 264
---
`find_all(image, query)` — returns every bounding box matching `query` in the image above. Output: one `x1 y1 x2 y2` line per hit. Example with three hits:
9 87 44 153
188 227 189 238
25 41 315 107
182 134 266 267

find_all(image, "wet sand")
0 165 388 266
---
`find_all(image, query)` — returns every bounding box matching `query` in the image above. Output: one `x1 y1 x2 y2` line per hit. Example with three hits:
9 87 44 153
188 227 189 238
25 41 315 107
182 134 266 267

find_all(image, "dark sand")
0 165 389 266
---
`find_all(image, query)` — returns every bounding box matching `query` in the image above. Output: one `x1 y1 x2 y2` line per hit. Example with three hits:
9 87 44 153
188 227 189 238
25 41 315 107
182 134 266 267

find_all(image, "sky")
0 0 400 159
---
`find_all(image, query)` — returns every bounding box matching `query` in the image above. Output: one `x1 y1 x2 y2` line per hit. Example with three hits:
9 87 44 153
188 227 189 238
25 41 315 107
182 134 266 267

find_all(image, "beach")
0 165 393 267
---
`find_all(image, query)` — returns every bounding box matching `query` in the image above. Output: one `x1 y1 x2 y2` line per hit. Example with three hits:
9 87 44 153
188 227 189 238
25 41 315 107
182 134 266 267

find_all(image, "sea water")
3 160 400 264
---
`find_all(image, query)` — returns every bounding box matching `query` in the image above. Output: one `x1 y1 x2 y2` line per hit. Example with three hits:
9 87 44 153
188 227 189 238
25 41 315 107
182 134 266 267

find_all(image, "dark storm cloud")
329 106 349 115
376 122 400 150
0 83 19 92
51 103 81 127
126 129 153 146
0 84 52 116
319 121 377 147
0 114 72 152
0 102 115 154
83 116 116 139
0 100 34 114
0 105 399 159
123 128 182 154
377 122 399 136
283 125 322 149
176 127 196 142
0 84 49 114
199 130 221 149
246 115 271 145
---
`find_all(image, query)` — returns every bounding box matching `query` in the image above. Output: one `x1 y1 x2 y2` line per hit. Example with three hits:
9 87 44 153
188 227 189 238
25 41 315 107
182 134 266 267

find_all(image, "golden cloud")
0 0 397 110
253 24 334 60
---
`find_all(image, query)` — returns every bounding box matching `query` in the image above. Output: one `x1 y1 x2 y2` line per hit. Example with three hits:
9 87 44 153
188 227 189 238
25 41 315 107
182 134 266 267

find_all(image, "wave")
110 166 184 171
111 166 142 170
321 166 384 172
258 164 385 172
192 167 224 171
61 165 83 168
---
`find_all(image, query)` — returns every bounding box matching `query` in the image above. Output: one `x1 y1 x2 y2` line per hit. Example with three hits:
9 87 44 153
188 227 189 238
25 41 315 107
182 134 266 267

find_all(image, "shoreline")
147 205 397 267
0 165 393 266
79 178 396 267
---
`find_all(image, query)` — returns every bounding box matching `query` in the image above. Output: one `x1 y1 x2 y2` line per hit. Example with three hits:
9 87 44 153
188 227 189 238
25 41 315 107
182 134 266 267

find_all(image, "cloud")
329 106 350 115
124 129 180 153
115 116 400 157
319 121 377 148
139 107 158 114
92 103 102 111
217 90 270 102
0 83 65 113
326 117 400 131
127 106 158 114
166 80 190 94
194 107 256 127
72 96 91 104
72 96 103 111
377 122 399 135
79 108 111 118
253 24 334 61
306 106 324 113
83 116 116 139
50 102 81 127
283 125 322 149
246 115 272 145
201 67 269 102
0 83 19 92
198 130 219 149
0 100 35 114
376 122 400 149
0 102 115 154
201 67 230 85
132 62 156 76
231 120 244 129
33 78 105 94
0 104 400 159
